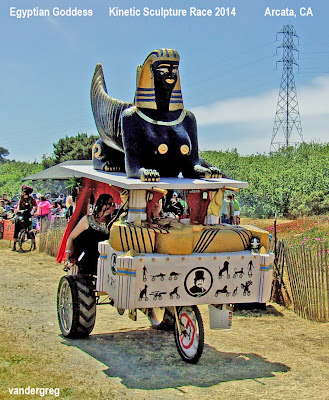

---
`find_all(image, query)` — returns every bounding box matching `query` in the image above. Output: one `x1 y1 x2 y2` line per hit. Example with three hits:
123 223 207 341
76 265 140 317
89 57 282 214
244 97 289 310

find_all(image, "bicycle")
12 211 36 252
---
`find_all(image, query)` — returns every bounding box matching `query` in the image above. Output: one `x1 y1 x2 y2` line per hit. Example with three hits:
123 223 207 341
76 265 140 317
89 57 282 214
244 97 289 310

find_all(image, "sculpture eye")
157 67 169 75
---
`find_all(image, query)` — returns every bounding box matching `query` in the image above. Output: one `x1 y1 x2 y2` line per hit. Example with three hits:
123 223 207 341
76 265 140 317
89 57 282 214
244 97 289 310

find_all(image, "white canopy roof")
62 164 248 190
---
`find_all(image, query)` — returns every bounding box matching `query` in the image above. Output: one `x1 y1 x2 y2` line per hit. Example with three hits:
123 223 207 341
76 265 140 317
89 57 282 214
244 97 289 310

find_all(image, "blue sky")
1 0 328 162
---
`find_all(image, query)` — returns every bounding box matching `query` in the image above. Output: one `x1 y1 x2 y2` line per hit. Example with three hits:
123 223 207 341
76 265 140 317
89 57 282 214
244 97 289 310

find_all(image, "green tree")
0 147 9 162
53 133 98 164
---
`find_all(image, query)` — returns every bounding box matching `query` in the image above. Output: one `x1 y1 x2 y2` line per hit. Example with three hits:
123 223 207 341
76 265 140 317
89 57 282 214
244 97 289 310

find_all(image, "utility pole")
271 25 303 151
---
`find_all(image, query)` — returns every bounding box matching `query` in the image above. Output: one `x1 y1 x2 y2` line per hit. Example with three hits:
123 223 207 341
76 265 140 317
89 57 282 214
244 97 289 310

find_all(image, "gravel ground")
0 240 328 400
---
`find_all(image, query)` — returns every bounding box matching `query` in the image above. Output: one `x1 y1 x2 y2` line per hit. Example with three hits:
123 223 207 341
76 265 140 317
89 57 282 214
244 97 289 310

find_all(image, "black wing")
90 63 132 152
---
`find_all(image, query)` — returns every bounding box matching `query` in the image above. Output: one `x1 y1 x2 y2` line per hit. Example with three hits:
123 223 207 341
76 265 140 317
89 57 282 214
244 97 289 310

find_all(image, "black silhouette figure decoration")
169 286 180 299
241 280 253 296
151 273 166 281
232 286 238 296
169 271 181 280
233 267 245 279
150 291 167 300
142 265 148 282
215 285 231 297
90 48 221 181
139 285 149 301
218 261 230 279
248 260 254 277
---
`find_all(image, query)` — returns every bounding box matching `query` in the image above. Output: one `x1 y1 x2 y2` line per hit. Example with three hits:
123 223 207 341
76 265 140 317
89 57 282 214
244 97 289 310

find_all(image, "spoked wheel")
18 229 34 252
148 307 175 331
57 275 96 338
174 306 204 363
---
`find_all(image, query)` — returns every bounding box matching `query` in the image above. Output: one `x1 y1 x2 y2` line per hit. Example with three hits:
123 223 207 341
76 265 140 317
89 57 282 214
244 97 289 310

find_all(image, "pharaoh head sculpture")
134 48 184 111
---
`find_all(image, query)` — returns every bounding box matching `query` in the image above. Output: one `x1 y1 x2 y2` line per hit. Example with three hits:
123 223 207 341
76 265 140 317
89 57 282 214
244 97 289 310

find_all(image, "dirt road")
0 240 328 400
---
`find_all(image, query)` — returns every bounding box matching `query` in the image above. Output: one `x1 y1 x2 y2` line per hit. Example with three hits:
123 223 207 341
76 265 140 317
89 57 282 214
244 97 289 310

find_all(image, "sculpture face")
151 60 179 112
134 49 183 111
152 61 179 89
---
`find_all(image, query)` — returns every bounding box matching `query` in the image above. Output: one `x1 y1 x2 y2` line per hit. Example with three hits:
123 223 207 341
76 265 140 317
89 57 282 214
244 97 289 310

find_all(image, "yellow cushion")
155 224 195 255
110 222 156 253
193 226 252 253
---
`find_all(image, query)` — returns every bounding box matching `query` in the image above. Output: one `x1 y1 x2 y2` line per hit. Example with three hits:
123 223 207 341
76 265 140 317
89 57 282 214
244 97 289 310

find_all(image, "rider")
12 185 37 251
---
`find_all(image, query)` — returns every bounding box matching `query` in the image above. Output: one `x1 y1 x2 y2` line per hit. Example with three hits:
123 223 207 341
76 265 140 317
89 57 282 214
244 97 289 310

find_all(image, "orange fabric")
56 177 121 263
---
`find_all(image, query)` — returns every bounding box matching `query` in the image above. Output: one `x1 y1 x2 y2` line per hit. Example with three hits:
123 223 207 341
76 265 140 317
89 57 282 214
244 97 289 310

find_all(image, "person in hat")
189 270 206 295
12 186 37 251
167 191 184 218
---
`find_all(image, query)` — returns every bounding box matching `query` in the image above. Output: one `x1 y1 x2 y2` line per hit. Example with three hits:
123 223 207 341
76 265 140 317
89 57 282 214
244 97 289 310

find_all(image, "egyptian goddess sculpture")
91 49 221 181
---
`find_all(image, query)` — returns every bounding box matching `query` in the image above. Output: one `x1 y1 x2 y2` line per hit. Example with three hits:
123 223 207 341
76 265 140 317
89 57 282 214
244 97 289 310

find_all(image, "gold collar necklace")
88 215 110 234
135 108 186 126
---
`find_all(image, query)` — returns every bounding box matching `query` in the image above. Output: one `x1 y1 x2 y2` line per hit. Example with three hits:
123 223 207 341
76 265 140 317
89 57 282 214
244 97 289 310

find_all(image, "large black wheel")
57 275 96 338
18 229 33 252
148 307 175 331
174 306 204 364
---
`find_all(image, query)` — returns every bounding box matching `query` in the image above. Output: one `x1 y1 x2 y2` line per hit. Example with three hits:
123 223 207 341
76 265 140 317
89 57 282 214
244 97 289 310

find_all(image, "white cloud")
193 75 329 154
192 75 329 126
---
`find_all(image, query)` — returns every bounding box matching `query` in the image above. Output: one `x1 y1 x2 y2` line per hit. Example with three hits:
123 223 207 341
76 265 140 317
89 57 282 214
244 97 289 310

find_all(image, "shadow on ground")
62 327 289 390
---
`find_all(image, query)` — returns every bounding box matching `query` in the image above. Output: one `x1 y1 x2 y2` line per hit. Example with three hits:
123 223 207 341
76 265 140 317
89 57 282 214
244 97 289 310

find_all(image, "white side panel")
96 241 274 309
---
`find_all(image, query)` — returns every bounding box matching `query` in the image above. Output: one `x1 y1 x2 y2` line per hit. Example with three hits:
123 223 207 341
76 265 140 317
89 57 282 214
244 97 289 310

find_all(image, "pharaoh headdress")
135 48 184 111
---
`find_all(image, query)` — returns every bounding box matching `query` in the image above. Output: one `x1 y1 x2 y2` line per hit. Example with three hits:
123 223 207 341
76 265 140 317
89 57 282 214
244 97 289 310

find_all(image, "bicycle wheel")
174 305 204 363
18 229 33 252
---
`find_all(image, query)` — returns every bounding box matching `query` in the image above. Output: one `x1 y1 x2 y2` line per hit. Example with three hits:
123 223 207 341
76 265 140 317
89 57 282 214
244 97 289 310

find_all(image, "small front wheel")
174 306 204 363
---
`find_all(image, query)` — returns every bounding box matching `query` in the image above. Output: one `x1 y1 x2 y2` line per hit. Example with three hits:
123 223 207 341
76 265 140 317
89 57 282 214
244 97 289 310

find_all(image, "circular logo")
111 253 117 275
184 267 213 297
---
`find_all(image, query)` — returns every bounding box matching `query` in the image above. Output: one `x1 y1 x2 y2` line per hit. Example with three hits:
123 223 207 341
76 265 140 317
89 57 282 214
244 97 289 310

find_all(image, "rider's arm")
65 215 89 260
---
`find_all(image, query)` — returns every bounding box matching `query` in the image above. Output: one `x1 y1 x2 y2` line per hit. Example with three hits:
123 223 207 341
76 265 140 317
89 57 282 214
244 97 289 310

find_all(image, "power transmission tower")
271 25 303 152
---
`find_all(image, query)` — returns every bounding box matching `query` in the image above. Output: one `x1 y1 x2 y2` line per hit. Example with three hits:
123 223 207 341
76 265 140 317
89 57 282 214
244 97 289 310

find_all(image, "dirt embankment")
0 240 328 400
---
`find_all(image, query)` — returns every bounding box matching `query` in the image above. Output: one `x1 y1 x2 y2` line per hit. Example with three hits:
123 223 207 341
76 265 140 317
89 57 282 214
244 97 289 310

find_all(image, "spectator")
51 201 63 216
167 192 184 218
36 195 52 231
231 193 241 225
1 193 12 207
227 195 235 224
56 193 65 208
45 193 52 204
13 186 37 251
0 200 6 218
220 196 230 224
65 196 74 220
177 194 189 217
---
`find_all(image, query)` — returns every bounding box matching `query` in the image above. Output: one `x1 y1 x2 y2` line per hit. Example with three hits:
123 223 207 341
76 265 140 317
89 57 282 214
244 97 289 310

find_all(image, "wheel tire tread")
57 276 96 338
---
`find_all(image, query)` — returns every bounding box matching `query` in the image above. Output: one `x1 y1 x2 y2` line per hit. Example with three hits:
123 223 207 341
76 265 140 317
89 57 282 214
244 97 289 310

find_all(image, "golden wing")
91 63 132 152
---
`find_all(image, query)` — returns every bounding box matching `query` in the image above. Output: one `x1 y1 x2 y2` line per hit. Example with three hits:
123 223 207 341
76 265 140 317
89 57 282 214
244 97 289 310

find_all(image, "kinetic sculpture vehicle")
56 49 274 363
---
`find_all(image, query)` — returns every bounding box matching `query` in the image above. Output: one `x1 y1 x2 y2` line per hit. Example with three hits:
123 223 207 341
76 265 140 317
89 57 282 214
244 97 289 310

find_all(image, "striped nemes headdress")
135 49 183 111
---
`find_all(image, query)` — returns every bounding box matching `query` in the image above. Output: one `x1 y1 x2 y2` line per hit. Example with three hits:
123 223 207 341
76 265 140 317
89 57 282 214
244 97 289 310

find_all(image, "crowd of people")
0 187 75 247
220 193 240 225
149 190 241 225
